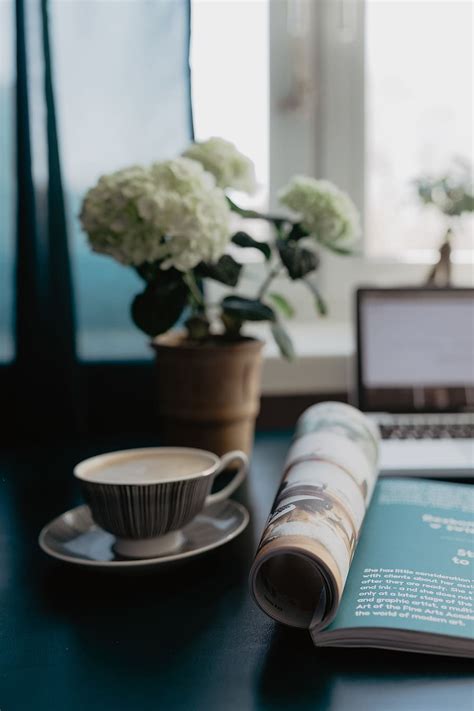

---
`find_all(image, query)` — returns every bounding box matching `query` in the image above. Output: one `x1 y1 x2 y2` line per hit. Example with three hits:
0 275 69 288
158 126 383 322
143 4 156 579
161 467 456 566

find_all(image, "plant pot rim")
151 331 264 353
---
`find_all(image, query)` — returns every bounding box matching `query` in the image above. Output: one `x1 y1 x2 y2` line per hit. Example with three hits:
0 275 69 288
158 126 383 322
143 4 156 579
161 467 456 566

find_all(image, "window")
192 1 472 325
365 0 473 261
4 1 472 370
265 0 473 321
191 0 269 211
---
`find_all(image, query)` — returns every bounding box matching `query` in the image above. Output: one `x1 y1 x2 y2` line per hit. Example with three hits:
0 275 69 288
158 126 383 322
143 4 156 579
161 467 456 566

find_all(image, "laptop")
355 287 474 478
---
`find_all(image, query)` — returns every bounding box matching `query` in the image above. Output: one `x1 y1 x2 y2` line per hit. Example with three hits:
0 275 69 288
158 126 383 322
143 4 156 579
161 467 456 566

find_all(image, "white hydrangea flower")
279 176 361 246
182 137 257 194
145 158 231 270
80 166 167 265
80 158 232 271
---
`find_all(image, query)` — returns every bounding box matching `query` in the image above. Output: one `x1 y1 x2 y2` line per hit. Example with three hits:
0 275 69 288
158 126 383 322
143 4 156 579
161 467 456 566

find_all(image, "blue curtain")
11 0 193 433
0 1 15 364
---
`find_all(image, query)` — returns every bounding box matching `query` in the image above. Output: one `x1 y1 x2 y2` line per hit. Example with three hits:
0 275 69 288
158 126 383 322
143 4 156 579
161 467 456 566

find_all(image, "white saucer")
39 499 249 570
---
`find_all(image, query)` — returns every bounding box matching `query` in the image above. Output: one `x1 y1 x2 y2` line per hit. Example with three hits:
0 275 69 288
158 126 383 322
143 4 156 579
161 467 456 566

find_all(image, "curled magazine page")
249 402 380 630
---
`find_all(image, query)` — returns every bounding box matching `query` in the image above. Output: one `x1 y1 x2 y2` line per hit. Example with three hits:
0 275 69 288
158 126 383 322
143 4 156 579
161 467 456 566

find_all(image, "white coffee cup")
74 447 248 558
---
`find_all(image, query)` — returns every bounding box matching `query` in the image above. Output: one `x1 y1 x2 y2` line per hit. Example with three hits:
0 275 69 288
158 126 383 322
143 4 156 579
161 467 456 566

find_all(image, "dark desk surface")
1 433 472 711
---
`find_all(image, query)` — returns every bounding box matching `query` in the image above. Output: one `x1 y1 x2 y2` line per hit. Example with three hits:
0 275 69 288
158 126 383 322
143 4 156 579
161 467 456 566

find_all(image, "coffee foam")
76 449 216 485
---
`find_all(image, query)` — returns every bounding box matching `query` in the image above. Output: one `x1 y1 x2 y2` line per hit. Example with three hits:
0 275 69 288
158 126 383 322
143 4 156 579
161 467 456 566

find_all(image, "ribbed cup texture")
81 477 211 538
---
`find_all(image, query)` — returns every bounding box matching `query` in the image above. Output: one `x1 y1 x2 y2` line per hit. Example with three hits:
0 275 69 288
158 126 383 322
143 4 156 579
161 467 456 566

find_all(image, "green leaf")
135 262 182 285
222 296 275 322
277 240 319 280
314 292 328 316
268 292 295 319
271 322 295 361
304 279 328 316
131 279 188 336
288 223 310 241
196 255 242 286
231 231 272 261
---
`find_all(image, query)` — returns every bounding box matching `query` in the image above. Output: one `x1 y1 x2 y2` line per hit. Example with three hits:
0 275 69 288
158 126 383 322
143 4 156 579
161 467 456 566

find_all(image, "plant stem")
257 264 283 300
184 271 205 313
227 196 288 224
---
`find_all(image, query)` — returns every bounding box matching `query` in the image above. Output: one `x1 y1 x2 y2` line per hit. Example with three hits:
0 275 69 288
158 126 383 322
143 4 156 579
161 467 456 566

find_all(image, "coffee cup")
73 447 248 558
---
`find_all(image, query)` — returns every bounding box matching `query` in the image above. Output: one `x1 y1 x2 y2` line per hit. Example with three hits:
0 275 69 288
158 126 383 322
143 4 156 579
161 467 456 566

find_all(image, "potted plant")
415 160 473 286
80 138 360 455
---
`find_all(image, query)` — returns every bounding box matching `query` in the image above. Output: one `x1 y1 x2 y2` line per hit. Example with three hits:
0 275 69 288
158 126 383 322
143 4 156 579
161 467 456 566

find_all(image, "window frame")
267 0 473 322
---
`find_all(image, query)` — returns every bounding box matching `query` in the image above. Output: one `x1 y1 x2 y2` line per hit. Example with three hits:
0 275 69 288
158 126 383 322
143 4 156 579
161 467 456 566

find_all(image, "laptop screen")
357 288 474 412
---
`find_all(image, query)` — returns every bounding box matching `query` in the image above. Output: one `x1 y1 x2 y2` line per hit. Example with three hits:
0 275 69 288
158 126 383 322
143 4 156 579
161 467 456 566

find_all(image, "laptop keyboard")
374 414 474 440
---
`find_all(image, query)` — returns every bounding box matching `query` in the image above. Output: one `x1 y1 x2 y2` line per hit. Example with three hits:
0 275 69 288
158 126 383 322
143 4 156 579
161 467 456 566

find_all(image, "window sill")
245 320 353 396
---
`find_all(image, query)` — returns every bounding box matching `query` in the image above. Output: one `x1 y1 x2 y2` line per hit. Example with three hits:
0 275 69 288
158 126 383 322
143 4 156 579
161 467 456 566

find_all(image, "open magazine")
249 402 474 658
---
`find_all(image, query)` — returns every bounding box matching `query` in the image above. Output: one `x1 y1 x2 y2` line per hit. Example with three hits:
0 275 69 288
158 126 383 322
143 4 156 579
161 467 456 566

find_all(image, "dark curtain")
11 0 193 437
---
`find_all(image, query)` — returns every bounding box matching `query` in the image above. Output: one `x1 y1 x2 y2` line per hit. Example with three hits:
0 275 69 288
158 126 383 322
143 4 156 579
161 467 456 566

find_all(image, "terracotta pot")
152 333 264 456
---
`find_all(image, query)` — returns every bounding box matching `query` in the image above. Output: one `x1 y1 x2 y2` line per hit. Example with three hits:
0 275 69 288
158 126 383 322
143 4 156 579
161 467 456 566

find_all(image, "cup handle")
205 450 248 506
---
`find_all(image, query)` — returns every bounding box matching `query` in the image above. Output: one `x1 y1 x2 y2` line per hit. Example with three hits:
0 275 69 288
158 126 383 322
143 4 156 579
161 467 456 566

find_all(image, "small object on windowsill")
424 229 452 287
414 159 473 288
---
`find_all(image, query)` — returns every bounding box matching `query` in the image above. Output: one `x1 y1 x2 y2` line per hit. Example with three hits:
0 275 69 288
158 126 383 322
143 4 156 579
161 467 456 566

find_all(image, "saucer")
39 499 249 570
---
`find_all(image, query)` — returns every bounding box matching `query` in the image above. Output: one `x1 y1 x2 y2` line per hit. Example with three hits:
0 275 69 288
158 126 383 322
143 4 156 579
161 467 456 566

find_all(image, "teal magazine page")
314 478 474 657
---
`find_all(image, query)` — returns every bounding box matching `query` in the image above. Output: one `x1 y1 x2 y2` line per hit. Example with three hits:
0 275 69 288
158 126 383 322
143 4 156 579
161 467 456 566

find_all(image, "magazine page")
314 478 474 657
249 402 380 630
